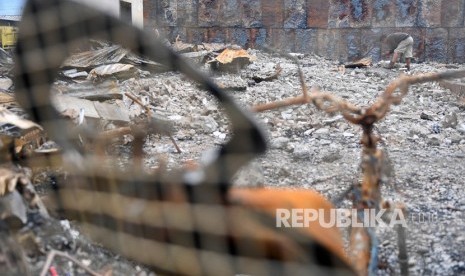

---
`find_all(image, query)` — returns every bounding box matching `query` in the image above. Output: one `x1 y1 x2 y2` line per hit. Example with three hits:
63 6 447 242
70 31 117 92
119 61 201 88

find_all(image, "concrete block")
441 0 465 27
177 0 198 26
307 0 329 28
425 28 448 62
199 0 221 27
295 29 318 54
349 0 372 27
396 0 419 27
372 0 396 27
241 0 262 27
448 28 465 63
284 0 307 29
328 0 350 28
262 0 284 28
418 0 442 27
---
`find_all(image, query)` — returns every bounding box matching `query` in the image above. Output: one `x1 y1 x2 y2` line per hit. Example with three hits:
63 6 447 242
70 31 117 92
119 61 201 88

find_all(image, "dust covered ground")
113 51 465 275
7 49 465 275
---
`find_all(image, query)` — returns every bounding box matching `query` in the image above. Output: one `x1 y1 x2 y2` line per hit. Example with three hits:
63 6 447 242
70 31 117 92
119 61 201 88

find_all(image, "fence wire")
12 0 357 275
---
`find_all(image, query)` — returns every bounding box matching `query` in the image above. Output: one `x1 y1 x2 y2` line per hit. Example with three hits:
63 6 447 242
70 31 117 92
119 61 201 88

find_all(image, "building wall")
143 0 465 63
76 0 144 28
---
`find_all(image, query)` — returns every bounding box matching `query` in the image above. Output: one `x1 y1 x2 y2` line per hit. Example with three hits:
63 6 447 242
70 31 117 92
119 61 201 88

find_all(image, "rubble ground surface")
5 49 465 275
130 51 464 276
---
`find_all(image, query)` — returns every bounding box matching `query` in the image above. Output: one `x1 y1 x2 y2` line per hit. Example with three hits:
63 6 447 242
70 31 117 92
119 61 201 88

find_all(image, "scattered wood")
344 57 372 69
209 48 255 73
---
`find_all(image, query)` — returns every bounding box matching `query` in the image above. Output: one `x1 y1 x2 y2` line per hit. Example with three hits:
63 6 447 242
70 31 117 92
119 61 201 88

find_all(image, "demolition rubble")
0 40 464 275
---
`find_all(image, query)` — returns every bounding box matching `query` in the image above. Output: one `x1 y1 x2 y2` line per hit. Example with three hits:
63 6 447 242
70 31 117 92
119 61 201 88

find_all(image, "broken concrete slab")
94 101 130 122
53 95 129 123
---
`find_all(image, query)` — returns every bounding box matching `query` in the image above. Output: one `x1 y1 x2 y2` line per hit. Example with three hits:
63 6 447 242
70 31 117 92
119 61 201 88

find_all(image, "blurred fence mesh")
12 0 356 275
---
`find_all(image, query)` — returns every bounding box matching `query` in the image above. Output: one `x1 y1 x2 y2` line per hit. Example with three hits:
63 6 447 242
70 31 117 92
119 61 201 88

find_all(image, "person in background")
383 32 414 71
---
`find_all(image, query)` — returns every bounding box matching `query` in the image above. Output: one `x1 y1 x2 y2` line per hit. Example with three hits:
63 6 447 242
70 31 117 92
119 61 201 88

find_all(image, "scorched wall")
143 0 465 63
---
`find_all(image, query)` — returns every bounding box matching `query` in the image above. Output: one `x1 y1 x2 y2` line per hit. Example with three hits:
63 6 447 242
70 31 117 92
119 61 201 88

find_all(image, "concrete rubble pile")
0 38 464 274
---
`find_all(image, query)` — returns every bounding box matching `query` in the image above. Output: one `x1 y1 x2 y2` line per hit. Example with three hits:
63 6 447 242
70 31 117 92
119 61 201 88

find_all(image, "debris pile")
0 32 464 275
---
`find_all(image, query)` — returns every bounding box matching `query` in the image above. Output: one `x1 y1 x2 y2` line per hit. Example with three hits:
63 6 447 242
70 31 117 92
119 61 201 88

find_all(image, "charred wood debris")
1 35 465 276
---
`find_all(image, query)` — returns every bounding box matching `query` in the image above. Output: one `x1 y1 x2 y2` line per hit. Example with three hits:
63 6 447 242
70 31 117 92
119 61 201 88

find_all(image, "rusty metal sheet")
62 45 129 68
